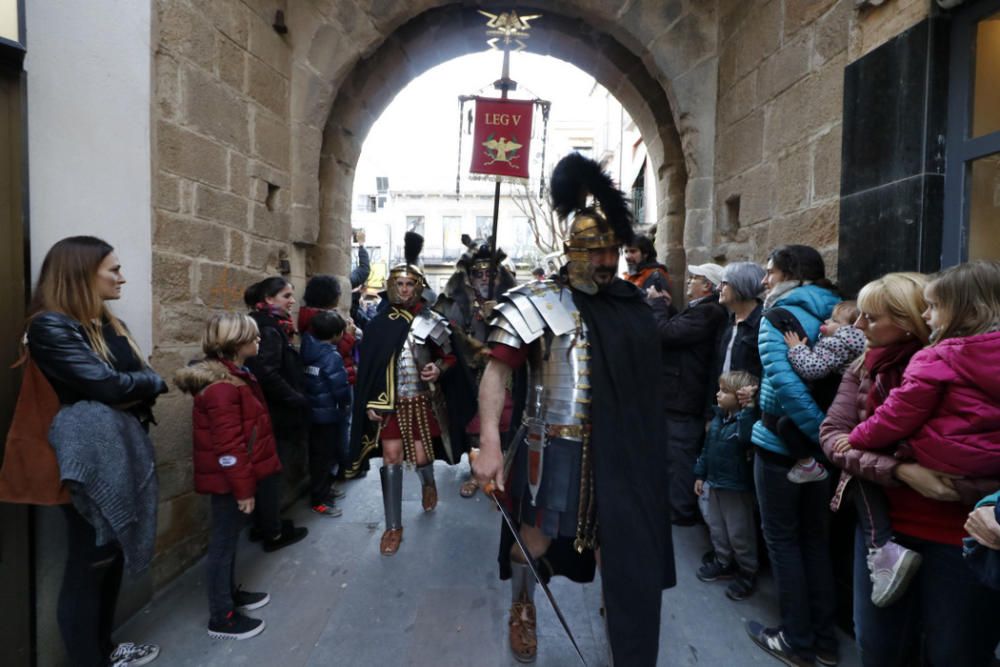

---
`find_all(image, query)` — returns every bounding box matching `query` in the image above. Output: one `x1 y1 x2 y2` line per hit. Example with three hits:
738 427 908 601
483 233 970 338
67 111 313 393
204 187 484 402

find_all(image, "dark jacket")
300 333 351 424
27 312 166 408
715 302 763 381
650 293 728 416
174 359 282 499
694 406 756 492
246 310 306 425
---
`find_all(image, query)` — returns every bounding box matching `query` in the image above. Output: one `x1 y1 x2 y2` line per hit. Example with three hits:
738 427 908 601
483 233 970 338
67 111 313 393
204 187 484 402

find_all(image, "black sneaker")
697 559 737 582
109 642 160 666
745 621 813 666
726 571 757 601
233 588 270 612
701 549 716 566
207 611 265 640
262 523 308 553
249 519 294 543
814 648 839 666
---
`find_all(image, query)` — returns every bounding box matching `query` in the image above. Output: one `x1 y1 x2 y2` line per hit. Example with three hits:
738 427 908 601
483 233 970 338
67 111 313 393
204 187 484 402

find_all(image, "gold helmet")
387 232 426 305
550 153 634 294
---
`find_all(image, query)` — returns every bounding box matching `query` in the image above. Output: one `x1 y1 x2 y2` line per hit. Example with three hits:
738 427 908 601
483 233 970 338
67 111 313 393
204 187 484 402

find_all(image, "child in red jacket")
835 261 1000 606
175 313 283 640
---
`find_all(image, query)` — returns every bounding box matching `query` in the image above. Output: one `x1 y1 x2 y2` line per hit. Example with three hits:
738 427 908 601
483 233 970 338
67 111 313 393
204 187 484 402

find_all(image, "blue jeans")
754 453 838 659
853 526 1000 666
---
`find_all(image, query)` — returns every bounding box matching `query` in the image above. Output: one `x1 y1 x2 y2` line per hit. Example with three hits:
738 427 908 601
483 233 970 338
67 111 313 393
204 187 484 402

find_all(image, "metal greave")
510 561 536 604
380 464 403 530
416 462 436 488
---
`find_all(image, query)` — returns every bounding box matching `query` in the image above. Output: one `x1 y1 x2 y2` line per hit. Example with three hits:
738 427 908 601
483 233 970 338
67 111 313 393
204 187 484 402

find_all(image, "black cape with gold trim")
346 303 476 478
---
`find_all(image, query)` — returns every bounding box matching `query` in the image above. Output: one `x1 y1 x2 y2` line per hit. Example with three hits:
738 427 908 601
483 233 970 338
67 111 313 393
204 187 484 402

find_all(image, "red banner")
469 97 533 181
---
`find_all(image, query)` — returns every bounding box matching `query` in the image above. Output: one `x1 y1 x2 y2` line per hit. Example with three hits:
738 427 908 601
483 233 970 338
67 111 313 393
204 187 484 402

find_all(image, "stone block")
151 531 209 591
156 171 181 212
740 162 778 225
156 303 214 345
648 9 717 82
228 229 246 264
756 33 811 101
247 57 289 118
217 35 246 91
154 211 228 263
719 71 757 128
724 0 782 87
768 200 840 249
291 205 320 246
155 493 208 553
746 222 772 261
671 58 718 179
814 0 851 66
153 251 193 303
776 142 812 214
764 53 845 156
813 124 843 201
720 0 752 42
156 461 193 502
198 262 262 309
292 64 336 128
685 177 714 212
252 201 291 241
305 24 359 95
247 11 291 76
198 0 249 48
253 110 291 171
228 152 251 198
157 0 217 70
181 66 250 152
683 207 714 249
158 121 229 189
155 52 181 122
785 0 839 36
194 184 250 229
248 239 280 271
616 0 685 51
717 110 763 179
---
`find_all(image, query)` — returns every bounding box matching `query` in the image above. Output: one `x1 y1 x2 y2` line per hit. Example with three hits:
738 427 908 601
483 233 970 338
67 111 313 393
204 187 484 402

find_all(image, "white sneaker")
110 642 160 667
786 461 829 483
868 541 922 607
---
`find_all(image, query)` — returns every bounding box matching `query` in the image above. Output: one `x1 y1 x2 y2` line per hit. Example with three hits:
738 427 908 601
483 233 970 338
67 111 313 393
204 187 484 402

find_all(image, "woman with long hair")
27 236 166 667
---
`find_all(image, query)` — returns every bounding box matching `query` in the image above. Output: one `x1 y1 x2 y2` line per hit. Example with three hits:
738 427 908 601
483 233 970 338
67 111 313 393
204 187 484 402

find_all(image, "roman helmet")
387 231 426 306
549 152 635 294
455 234 515 299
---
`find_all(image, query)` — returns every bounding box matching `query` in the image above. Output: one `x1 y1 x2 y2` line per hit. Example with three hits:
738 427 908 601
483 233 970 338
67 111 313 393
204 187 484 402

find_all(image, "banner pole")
487 47 512 300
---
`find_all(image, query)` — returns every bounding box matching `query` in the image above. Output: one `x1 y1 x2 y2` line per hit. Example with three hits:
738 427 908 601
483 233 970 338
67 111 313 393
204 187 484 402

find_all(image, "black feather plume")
548 152 635 245
404 231 423 266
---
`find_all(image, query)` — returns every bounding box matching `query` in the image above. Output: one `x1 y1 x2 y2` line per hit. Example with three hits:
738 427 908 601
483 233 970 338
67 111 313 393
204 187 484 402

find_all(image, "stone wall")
711 0 851 275
151 0 308 587
849 0 931 61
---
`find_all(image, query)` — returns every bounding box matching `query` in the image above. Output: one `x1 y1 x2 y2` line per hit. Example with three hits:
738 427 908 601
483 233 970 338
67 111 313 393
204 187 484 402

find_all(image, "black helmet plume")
404 231 424 266
549 152 635 246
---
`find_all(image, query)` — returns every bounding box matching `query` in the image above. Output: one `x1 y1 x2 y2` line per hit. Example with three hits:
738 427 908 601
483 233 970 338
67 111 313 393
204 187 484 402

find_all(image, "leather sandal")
380 527 403 556
459 477 479 498
508 600 538 663
422 484 438 512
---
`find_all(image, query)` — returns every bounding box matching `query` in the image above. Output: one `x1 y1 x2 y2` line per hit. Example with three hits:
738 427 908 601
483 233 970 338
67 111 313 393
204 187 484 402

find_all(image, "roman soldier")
434 236 517 498
473 153 676 665
347 232 475 556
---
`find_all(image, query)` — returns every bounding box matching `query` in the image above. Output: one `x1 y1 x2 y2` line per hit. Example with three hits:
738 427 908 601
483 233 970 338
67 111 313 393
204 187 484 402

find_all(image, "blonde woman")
27 236 166 667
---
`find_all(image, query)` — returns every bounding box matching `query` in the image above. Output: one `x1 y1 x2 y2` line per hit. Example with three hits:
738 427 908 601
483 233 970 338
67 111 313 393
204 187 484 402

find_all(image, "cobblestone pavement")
118 458 861 666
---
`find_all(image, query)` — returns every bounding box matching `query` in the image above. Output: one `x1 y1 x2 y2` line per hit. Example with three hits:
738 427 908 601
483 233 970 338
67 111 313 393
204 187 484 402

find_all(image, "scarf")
763 280 809 310
864 338 923 416
254 302 295 338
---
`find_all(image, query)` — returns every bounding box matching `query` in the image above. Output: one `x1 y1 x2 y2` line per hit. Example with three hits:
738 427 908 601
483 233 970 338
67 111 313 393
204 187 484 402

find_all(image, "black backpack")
764 307 840 412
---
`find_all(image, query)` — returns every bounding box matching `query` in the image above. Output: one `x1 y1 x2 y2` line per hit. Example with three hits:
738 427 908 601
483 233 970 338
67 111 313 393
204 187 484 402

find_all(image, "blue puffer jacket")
751 284 840 457
694 406 756 492
300 333 350 424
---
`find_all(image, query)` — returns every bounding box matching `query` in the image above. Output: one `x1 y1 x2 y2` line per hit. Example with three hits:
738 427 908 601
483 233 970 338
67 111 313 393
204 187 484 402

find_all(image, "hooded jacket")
694 406 756 491
300 333 350 424
174 359 281 499
752 283 840 457
849 330 1000 477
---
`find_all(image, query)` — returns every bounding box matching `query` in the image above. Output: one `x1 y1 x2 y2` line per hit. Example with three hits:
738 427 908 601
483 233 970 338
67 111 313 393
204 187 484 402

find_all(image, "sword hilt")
468 448 497 496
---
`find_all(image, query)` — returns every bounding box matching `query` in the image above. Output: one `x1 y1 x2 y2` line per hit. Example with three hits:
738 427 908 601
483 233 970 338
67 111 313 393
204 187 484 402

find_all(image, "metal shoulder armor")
410 308 452 350
487 280 577 348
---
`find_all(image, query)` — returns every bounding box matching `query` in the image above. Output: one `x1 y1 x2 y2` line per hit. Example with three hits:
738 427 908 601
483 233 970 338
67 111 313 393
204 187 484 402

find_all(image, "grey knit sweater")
50 400 158 573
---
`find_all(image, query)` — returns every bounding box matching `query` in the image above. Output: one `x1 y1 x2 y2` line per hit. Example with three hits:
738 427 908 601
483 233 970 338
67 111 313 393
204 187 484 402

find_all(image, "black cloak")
346 304 476 477
498 277 674 666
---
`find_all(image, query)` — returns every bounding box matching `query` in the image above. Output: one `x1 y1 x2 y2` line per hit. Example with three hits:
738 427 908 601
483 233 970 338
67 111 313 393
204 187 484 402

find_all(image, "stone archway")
284 1 720 285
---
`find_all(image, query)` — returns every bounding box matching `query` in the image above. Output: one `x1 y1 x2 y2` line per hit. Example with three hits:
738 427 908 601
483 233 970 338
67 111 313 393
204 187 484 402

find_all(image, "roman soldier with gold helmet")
472 153 675 665
347 232 475 556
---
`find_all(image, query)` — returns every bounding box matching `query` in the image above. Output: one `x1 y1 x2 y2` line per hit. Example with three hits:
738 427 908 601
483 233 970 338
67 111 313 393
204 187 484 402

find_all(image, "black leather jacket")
27 312 166 413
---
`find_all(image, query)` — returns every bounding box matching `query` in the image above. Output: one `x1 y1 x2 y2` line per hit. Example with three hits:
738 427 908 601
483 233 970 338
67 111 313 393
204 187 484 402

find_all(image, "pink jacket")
848 330 1000 477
